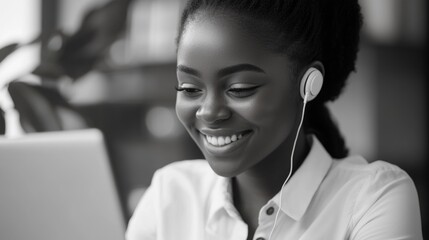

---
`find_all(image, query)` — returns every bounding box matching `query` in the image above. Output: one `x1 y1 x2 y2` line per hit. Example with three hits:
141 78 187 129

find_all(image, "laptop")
0 129 126 240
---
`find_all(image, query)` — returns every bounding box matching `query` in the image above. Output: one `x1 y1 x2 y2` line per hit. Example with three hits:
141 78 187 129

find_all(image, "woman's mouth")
198 129 253 154
205 133 241 147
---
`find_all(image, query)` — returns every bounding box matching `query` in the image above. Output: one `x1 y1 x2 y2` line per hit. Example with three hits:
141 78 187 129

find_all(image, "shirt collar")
206 175 238 232
207 175 230 219
275 135 332 220
206 135 333 227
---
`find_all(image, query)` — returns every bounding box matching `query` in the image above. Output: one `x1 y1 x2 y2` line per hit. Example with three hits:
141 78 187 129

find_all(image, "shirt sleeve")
125 170 160 240
350 163 423 240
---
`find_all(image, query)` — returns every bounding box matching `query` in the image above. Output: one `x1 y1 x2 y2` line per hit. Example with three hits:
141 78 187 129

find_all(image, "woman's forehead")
178 16 278 63
181 15 256 47
179 25 259 75
177 12 295 79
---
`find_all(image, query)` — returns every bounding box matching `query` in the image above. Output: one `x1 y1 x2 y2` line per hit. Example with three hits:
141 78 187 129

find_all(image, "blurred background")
0 0 427 236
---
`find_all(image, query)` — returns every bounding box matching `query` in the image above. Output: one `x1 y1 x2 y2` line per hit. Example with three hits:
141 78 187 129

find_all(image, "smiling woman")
126 0 423 240
175 15 301 179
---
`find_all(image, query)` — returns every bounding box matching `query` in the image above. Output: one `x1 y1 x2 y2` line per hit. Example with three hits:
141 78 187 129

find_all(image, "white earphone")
268 67 323 240
300 67 324 102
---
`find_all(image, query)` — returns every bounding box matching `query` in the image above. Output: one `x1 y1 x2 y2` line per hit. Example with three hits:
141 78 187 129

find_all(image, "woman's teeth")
205 134 243 147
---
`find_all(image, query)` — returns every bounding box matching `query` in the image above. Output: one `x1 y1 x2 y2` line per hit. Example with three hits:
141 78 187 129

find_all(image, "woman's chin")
205 156 243 178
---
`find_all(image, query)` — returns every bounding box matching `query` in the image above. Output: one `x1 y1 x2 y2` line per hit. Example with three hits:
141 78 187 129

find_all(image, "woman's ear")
296 61 325 85
299 61 325 101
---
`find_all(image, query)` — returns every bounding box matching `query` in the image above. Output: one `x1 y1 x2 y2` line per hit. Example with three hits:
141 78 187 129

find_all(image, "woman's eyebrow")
217 64 266 78
176 63 266 78
177 65 201 77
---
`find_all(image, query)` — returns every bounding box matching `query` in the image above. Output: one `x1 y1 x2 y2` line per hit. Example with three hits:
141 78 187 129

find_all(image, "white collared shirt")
126 137 423 240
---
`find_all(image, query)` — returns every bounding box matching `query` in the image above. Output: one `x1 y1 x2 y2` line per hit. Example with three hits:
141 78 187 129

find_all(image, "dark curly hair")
176 0 363 158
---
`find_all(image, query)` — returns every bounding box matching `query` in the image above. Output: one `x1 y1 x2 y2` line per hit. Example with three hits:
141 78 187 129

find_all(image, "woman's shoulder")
321 156 415 203
329 157 422 238
329 156 418 214
331 155 412 183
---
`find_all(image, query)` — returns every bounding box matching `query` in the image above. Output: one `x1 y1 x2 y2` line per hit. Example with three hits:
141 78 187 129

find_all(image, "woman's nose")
196 95 231 124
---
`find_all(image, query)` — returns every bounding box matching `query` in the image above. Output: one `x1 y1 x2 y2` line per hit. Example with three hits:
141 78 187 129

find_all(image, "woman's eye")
228 86 259 98
175 86 202 97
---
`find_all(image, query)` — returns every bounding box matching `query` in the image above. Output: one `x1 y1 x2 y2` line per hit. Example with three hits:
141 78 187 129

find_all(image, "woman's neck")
231 131 311 235
234 131 310 202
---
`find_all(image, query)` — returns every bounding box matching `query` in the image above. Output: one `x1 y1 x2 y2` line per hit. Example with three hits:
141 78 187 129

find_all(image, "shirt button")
266 206 275 215
256 238 265 240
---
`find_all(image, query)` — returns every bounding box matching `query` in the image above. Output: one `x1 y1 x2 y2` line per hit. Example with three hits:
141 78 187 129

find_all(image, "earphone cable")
268 93 309 240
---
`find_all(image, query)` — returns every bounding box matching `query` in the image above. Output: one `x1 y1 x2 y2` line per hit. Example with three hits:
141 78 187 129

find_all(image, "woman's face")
176 14 302 177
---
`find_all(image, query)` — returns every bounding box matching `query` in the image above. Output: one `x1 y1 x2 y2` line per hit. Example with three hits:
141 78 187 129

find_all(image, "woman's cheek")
175 97 198 129
230 92 288 126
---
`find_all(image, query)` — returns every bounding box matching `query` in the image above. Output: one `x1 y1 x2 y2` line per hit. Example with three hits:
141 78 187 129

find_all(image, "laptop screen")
0 129 125 240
